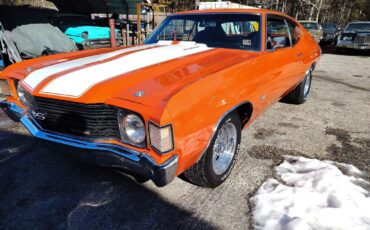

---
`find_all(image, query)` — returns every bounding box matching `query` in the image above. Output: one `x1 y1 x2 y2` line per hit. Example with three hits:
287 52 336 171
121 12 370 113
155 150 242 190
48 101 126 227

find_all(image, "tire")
282 68 312 105
184 113 241 188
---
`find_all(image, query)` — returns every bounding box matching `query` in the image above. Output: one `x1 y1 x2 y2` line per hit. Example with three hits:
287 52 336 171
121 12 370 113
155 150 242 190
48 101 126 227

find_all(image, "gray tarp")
12 23 77 57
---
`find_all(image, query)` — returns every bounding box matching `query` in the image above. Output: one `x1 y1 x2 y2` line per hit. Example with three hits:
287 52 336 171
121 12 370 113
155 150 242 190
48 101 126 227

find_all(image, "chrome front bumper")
0 101 178 187
337 41 370 50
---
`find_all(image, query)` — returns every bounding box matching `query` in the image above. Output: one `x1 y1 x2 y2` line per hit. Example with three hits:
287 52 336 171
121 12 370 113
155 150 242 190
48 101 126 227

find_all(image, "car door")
265 14 301 101
285 18 307 87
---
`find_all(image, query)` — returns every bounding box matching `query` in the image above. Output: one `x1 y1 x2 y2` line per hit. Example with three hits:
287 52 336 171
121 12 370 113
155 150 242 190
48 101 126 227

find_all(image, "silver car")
299 21 323 43
337 21 370 50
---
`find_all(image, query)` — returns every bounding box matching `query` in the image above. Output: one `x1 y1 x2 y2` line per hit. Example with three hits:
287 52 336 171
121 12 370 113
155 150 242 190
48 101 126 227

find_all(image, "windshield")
145 13 261 51
346 23 370 31
321 23 337 33
301 22 318 30
322 23 336 29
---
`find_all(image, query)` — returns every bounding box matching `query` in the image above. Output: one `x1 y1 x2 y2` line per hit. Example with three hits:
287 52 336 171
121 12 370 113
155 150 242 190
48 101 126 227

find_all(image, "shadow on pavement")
320 45 370 56
0 129 218 230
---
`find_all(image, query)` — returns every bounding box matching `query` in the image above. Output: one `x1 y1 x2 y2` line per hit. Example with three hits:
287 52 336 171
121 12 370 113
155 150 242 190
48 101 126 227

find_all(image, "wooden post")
136 3 142 45
109 19 116 47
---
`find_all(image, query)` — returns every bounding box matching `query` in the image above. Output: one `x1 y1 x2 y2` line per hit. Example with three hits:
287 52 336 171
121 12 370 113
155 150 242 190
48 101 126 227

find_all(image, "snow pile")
250 156 370 230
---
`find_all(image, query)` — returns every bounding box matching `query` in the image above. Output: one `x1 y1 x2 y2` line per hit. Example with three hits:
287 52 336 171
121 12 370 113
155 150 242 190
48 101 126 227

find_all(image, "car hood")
307 30 322 36
323 28 336 35
20 42 259 108
343 30 370 34
65 26 118 38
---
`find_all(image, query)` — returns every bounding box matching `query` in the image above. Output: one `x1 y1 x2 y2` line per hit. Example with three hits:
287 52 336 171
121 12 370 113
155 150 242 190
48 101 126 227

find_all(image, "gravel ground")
0 51 369 230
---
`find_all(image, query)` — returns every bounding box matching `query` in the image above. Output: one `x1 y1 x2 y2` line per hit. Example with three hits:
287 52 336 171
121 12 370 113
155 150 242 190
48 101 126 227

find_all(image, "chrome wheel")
304 71 311 97
212 122 237 175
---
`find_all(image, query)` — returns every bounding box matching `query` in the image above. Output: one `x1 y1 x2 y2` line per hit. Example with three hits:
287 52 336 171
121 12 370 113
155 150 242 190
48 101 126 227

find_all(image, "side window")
286 19 301 46
266 15 291 50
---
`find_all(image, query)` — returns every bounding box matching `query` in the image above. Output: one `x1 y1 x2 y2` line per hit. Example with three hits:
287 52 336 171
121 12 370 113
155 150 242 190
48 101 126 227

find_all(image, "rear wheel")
184 113 241 188
282 68 312 104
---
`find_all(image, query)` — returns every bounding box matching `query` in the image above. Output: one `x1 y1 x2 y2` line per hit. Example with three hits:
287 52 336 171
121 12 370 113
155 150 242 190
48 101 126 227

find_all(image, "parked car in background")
299 20 323 43
51 14 121 50
320 22 340 46
0 9 320 188
337 21 370 51
0 22 77 68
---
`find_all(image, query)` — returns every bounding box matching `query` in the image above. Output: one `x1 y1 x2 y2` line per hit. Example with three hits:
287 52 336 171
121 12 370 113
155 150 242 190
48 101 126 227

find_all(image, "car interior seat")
194 26 227 44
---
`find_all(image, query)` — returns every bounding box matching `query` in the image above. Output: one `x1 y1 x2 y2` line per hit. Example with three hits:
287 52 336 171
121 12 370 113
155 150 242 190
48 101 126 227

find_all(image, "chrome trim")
22 115 142 161
1 101 178 186
0 101 25 115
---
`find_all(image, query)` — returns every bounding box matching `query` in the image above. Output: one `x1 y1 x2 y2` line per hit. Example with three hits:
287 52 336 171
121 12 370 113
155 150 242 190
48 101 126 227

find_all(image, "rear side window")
286 19 301 46
266 15 291 50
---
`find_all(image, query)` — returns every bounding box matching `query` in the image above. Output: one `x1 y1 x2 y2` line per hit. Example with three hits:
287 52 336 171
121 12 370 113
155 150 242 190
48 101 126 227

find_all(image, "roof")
49 0 144 14
174 8 270 15
172 9 298 22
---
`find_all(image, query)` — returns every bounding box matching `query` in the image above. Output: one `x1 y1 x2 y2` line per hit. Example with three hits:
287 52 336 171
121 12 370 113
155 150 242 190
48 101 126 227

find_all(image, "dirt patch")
325 127 370 174
331 101 346 107
353 75 363 78
278 122 300 129
253 128 284 140
248 145 306 165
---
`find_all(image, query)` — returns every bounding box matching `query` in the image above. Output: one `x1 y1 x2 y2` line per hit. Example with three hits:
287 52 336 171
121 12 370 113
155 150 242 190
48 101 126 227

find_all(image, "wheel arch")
198 101 254 162
213 101 254 133
234 102 254 129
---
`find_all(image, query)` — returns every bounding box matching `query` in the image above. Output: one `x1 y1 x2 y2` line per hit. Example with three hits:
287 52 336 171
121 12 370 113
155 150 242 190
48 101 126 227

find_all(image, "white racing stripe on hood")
41 43 213 97
23 44 157 89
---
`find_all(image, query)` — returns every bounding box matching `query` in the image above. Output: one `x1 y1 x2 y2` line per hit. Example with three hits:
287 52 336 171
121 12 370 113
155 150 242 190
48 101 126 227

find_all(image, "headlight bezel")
118 110 146 148
148 121 174 154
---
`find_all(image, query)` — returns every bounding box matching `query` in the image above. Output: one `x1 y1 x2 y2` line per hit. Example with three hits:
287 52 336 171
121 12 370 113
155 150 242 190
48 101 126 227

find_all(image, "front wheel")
282 68 312 104
184 113 241 188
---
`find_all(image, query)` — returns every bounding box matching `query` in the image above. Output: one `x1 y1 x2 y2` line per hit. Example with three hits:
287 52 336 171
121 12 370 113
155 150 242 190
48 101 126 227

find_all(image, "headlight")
342 36 353 41
118 112 146 147
81 32 88 39
17 84 28 106
148 122 174 154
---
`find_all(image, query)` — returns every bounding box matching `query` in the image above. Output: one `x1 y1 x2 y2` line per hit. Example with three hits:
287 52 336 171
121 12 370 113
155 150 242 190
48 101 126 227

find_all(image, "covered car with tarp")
12 23 77 57
0 4 77 69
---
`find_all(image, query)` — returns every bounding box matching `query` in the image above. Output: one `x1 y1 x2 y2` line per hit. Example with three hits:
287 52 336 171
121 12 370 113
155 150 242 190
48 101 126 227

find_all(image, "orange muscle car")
0 9 320 187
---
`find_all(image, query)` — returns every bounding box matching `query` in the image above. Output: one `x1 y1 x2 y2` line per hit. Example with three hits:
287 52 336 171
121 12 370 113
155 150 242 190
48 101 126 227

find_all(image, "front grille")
27 95 121 140
90 39 112 49
365 35 370 43
356 36 366 44
0 79 12 96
